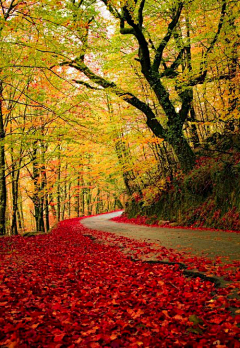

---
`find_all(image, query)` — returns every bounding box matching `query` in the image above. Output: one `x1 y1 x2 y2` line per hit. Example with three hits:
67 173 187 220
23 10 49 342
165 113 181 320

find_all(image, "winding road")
82 211 240 262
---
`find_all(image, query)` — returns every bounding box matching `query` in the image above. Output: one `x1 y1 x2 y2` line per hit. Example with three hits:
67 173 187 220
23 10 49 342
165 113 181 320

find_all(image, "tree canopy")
0 0 239 234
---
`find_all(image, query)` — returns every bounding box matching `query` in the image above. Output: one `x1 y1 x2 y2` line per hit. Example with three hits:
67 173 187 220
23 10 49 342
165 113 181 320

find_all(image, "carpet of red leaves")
0 217 239 347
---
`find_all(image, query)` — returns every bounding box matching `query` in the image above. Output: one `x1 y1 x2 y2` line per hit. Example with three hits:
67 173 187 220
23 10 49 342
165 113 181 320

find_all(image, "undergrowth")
125 140 240 231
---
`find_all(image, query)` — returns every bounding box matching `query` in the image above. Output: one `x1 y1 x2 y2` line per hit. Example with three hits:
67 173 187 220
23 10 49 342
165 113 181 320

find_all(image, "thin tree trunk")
95 188 100 215
68 182 71 218
185 13 200 148
10 119 22 235
40 138 47 232
11 171 20 235
45 194 50 231
17 198 24 231
57 144 61 222
49 193 57 223
75 175 80 217
32 143 40 231
32 141 44 232
61 178 67 221
81 173 85 216
41 157 49 231
0 81 6 235
87 186 92 216
10 135 18 235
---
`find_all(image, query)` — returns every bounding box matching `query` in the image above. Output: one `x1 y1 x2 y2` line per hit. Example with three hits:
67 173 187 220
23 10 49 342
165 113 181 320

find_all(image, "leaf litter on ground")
0 217 239 347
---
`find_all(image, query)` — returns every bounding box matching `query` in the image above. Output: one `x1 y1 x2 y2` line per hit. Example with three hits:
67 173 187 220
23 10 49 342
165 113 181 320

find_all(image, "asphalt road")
81 211 240 262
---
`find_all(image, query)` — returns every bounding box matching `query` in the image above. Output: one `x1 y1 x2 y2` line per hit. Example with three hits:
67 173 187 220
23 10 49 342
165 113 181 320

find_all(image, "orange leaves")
127 308 144 319
139 136 164 146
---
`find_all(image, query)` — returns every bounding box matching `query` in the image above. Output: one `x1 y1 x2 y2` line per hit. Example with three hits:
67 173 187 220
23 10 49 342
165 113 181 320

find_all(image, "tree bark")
75 175 80 217
42 163 49 231
11 169 19 235
0 81 6 235
32 141 45 232
17 198 24 231
168 134 196 173
86 186 92 216
57 144 61 222
68 182 71 218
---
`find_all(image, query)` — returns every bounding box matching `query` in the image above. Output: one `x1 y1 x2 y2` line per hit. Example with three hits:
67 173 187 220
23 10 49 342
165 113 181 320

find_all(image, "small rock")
158 220 170 226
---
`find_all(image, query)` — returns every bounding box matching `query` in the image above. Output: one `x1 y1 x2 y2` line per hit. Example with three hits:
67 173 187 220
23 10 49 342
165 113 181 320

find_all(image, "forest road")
81 211 240 262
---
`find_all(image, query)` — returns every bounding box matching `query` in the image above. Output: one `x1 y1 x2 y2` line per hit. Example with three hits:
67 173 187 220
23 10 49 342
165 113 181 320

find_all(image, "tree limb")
101 0 121 19
197 0 227 83
122 5 151 74
73 79 102 90
4 0 18 20
69 59 165 138
120 25 135 35
159 49 184 78
134 0 145 27
152 2 183 72
0 1 5 17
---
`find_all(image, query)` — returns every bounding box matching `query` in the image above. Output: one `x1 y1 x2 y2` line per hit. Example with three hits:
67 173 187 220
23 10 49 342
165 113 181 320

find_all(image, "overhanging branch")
69 60 165 138
73 79 102 90
152 2 183 72
197 0 227 83
101 0 121 19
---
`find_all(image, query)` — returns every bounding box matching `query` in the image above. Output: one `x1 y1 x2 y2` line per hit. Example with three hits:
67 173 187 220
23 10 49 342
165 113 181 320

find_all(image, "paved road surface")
81 211 240 262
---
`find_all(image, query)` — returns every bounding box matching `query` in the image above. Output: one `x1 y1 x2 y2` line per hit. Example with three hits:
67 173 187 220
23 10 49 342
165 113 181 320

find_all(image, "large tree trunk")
168 134 196 173
0 82 6 235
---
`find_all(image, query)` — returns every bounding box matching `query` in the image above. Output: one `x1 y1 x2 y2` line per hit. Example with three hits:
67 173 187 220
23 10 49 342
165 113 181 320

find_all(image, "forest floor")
0 213 240 347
